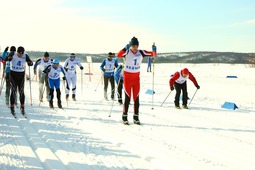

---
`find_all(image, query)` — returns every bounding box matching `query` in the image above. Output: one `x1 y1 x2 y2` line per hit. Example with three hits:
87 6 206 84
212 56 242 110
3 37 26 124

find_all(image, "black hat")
17 46 25 54
108 52 114 57
70 53 75 57
130 37 139 46
10 46 16 52
44 52 49 57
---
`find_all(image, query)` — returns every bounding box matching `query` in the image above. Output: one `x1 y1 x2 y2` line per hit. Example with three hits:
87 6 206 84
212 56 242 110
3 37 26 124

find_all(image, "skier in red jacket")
169 68 200 109
117 37 156 125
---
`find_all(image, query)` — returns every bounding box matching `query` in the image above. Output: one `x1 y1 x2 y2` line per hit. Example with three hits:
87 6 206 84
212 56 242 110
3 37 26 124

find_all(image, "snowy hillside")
0 63 255 170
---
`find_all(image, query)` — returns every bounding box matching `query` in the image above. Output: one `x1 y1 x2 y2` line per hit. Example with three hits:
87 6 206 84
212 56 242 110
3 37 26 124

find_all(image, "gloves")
8 56 13 61
102 68 105 72
62 76 66 80
80 66 84 70
34 70 37 75
119 65 123 69
170 86 174 91
196 85 200 89
4 47 9 52
124 44 130 51
27 61 33 66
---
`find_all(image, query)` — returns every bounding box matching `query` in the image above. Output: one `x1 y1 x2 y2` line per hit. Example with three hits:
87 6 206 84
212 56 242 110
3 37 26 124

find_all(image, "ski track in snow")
1 63 255 170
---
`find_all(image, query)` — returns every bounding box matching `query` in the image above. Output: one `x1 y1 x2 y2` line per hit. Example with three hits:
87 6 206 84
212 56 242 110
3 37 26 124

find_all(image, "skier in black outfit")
5 46 33 117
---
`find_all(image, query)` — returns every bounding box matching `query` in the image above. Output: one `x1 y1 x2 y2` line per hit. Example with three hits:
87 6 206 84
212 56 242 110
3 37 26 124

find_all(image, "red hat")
182 68 189 75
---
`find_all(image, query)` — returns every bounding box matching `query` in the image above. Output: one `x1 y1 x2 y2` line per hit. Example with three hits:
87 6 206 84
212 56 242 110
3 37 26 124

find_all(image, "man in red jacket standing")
117 37 156 125
169 68 200 109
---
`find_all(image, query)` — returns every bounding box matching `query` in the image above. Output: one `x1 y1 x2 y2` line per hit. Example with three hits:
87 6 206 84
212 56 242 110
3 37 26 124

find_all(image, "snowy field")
0 62 255 170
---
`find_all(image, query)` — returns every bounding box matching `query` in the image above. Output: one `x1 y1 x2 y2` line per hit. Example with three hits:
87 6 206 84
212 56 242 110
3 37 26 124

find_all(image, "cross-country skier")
63 53 83 101
33 52 53 102
117 37 156 125
114 64 124 105
100 52 118 101
169 68 200 109
5 46 33 117
1 46 17 105
43 59 67 108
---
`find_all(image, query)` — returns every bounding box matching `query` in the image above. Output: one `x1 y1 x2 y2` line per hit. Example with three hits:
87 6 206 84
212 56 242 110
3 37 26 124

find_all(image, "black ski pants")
174 81 188 106
10 71 25 106
104 76 115 99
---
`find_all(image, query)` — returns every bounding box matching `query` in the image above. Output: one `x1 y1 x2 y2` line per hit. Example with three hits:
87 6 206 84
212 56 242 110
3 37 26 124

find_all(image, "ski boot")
118 99 123 105
10 105 16 118
72 94 76 101
133 114 141 125
183 105 189 109
20 105 27 118
175 105 181 109
122 114 129 125
58 100 62 108
49 100 54 108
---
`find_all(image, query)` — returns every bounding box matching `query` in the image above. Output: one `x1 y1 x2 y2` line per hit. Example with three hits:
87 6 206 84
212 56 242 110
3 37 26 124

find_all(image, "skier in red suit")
117 37 156 125
169 68 200 109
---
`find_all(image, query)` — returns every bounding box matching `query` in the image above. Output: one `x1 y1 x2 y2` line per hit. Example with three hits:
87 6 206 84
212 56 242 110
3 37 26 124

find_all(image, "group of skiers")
0 36 200 124
100 37 200 125
0 46 83 117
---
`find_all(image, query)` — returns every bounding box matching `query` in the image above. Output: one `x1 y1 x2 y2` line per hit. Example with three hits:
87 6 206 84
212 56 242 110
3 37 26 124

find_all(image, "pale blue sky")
1 0 254 53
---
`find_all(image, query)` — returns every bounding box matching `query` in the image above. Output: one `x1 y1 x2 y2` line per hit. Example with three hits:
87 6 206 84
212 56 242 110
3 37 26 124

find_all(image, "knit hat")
70 53 75 57
10 46 16 52
44 52 49 57
17 46 25 54
182 68 189 75
130 37 139 46
108 52 114 58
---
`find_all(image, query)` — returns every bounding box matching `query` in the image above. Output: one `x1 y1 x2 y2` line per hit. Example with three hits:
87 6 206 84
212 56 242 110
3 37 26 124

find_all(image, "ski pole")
95 73 103 91
28 66 33 106
188 89 198 106
160 91 172 107
81 69 83 95
0 74 5 96
109 74 122 117
151 42 156 110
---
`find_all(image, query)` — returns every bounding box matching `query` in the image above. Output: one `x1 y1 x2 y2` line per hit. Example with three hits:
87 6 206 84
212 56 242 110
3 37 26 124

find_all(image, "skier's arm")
77 60 83 70
169 72 180 88
43 65 51 74
188 72 199 87
5 52 14 61
60 66 67 76
100 59 106 71
26 54 33 66
33 58 41 71
140 50 155 57
114 59 119 68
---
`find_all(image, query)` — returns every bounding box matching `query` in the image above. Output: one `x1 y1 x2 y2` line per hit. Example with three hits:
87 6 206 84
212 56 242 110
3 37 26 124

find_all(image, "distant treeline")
26 51 255 64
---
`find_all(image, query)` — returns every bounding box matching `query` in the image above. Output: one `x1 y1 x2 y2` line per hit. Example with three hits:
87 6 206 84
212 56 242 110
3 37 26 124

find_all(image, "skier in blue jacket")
100 52 118 100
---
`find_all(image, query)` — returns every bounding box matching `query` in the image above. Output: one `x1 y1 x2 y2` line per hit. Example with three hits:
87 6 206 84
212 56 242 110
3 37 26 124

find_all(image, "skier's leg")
174 82 181 107
117 80 123 104
5 72 10 105
182 82 188 106
110 76 115 100
71 74 76 100
38 74 44 101
103 76 109 100
45 76 50 101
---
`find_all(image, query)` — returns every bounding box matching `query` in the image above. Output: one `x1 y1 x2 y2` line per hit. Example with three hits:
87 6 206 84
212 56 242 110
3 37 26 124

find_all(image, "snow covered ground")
0 63 255 170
